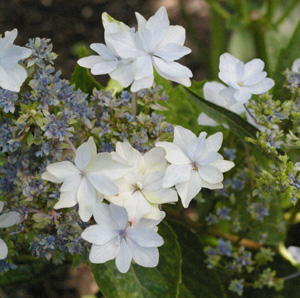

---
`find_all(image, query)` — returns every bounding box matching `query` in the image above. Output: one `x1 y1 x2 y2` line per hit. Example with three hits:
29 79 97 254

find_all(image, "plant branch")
131 92 137 118
274 0 300 27
65 137 77 156
207 0 231 20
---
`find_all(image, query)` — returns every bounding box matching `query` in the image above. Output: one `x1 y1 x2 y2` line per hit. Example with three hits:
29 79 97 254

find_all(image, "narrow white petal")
90 43 115 59
202 180 223 189
133 55 153 80
127 227 163 247
155 142 191 165
116 238 132 273
81 225 118 245
198 165 223 184
91 60 118 75
41 171 64 183
142 187 178 204
135 12 147 28
162 164 192 187
87 173 118 196
131 75 154 92
74 137 96 171
206 132 223 152
0 238 8 259
124 191 151 225
109 204 129 229
46 161 80 180
89 239 119 263
77 177 97 222
152 57 192 78
143 147 167 174
155 43 191 61
176 171 202 208
126 238 159 268
210 159 235 173
197 152 223 166
0 211 20 228
77 56 106 69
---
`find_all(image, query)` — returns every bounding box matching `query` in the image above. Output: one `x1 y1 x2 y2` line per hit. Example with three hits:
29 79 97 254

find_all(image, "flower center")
192 163 198 171
118 229 126 238
238 81 244 87
135 181 143 191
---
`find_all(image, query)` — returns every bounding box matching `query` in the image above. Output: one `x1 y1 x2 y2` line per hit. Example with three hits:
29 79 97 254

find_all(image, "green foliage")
70 47 102 94
90 221 181 298
273 19 300 101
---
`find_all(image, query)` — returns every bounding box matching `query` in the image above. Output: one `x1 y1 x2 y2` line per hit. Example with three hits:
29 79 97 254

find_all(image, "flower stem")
132 92 137 118
65 137 77 156
282 271 300 281
243 104 260 125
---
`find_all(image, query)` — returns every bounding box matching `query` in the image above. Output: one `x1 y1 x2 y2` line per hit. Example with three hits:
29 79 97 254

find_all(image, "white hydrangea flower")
198 81 266 131
156 126 234 208
41 137 130 222
106 142 178 226
77 15 135 88
218 53 274 106
292 58 300 73
0 201 21 259
81 202 164 273
0 29 32 92
107 6 192 92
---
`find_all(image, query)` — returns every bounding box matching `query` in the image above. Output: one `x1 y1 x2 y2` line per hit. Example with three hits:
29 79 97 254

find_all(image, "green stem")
207 0 231 20
274 0 300 26
210 8 227 79
235 0 250 24
266 0 278 23
131 92 137 118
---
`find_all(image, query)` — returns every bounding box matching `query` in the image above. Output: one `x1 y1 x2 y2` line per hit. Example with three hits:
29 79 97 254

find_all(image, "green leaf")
70 47 102 94
168 219 232 298
91 221 181 298
26 133 34 147
273 19 300 101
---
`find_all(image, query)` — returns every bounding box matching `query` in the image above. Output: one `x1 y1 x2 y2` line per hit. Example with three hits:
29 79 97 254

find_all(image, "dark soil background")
0 1 210 297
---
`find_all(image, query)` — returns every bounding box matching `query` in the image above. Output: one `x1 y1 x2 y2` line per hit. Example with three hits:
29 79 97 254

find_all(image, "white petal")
89 239 119 263
46 161 80 180
0 64 28 92
197 152 223 166
90 43 115 60
138 27 153 52
131 75 154 92
109 203 129 229
106 31 145 59
0 211 20 228
138 213 165 230
54 185 79 209
244 71 267 86
206 132 223 152
197 113 219 127
173 125 197 153
176 171 202 208
292 58 300 73
81 225 118 245
155 141 191 165
142 171 165 191
202 180 223 189
198 165 223 184
219 53 240 76
124 191 151 225
210 159 235 172
92 203 119 228
126 238 159 268
233 88 252 104
114 142 142 170
116 238 132 273
288 246 300 264
152 56 192 78
41 171 64 183
91 60 118 75
144 205 165 221
0 238 8 259
155 25 186 48
143 147 167 174
142 187 178 204
77 56 106 69
135 12 147 28
187 134 207 161
133 55 153 80
245 78 274 94
60 174 81 192
75 137 96 171
162 164 192 187
77 177 97 222
0 202 3 213
87 173 118 196
243 58 265 79
109 62 134 87
155 43 191 61
1 29 18 45
203 81 227 106
127 226 163 247
0 45 31 68
219 87 238 107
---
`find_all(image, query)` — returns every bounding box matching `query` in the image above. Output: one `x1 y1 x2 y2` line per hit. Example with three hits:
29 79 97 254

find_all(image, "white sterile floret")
41 137 130 222
156 126 234 208
107 6 192 92
292 58 300 73
77 14 135 88
0 29 32 92
198 81 266 131
288 246 300 263
106 142 178 226
0 202 21 259
218 53 274 106
81 203 164 273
